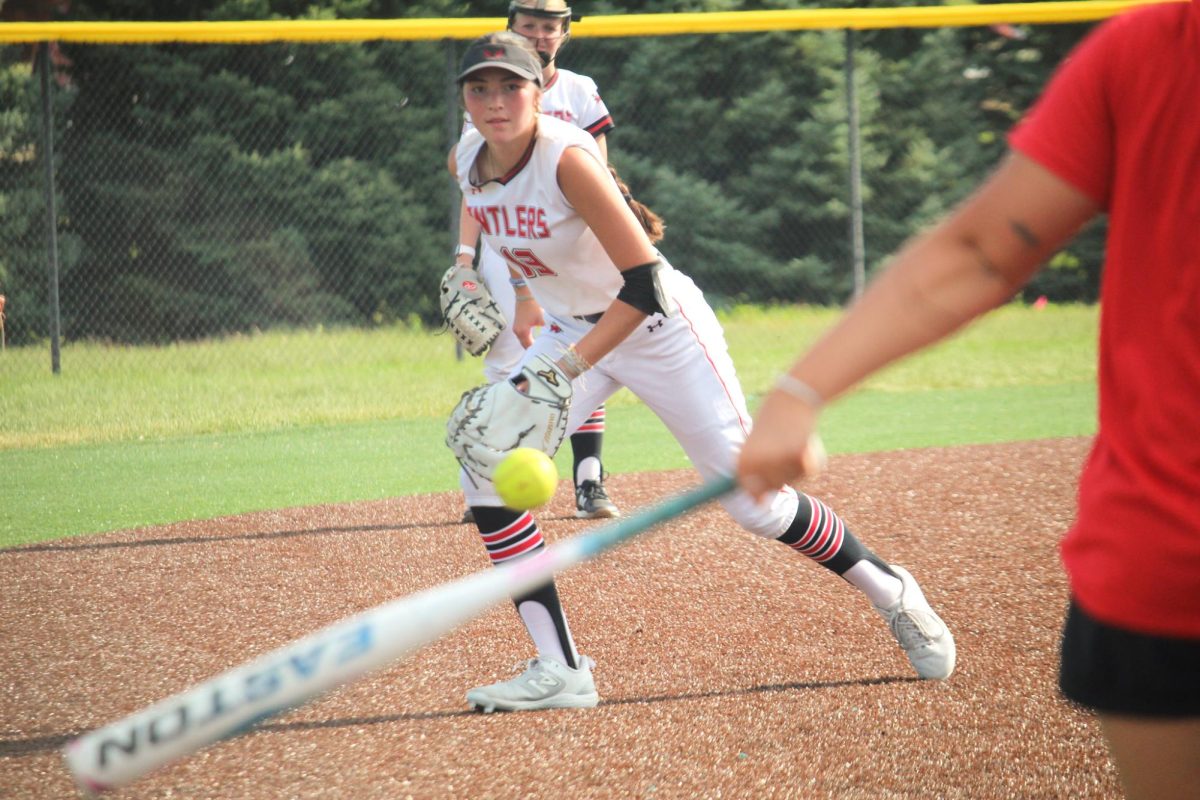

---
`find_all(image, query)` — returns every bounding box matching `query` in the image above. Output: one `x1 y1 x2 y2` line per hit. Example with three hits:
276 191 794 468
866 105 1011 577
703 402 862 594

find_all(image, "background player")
736 3 1200 798
446 32 955 713
453 0 619 522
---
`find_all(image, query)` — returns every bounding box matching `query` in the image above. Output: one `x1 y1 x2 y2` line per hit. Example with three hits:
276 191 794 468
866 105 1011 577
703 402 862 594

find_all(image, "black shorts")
1060 599 1200 716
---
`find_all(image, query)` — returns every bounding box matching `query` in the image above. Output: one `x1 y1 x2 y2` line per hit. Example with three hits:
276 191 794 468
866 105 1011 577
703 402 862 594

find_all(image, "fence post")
845 29 866 303
37 41 63 374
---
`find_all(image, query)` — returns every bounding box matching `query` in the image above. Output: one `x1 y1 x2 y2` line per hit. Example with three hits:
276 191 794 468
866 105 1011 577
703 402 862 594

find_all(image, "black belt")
573 312 604 324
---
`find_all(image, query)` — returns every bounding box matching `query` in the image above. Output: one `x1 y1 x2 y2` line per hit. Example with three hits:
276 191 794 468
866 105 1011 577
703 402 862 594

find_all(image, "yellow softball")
494 448 558 511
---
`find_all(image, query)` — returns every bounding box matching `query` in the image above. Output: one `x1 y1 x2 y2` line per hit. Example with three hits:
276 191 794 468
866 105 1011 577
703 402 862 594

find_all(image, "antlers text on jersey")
468 204 550 239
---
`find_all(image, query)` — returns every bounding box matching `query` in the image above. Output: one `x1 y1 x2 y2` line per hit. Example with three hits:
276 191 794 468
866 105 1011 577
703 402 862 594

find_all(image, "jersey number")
501 247 558 279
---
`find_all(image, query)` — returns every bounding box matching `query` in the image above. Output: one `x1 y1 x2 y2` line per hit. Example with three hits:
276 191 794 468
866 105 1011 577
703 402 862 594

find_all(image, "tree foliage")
0 0 1098 345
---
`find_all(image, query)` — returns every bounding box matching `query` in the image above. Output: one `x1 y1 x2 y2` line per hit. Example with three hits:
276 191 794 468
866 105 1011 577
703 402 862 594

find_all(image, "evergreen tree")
2 0 1106 346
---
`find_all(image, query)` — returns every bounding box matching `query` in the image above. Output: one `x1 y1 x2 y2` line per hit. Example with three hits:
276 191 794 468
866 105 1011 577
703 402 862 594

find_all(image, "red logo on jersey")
501 247 557 279
549 323 563 333
462 280 478 291
468 205 551 240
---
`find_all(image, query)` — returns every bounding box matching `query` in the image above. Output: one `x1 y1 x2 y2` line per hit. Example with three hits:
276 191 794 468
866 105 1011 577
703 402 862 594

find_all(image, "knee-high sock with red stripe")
777 494 903 607
471 506 580 669
571 404 606 485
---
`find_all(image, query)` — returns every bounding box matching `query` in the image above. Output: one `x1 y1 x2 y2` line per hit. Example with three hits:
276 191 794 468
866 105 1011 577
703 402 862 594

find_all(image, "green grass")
0 325 487 449
0 303 1098 547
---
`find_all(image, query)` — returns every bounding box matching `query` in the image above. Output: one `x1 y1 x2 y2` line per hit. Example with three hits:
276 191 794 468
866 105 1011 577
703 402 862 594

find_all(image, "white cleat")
875 565 956 680
466 656 599 713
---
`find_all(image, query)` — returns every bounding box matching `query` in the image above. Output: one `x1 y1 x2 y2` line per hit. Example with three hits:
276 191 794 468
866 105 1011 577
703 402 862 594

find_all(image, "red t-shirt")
1009 0 1200 638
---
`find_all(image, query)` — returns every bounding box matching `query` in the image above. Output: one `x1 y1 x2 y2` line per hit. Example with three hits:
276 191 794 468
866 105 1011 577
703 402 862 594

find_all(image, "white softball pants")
460 269 799 540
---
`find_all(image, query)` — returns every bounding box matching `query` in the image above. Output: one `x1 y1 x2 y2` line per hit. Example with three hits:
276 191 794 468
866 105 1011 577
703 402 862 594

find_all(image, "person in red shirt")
737 2 1200 798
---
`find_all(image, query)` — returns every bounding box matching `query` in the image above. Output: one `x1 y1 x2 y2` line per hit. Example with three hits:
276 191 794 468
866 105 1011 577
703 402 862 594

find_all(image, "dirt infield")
0 437 1124 799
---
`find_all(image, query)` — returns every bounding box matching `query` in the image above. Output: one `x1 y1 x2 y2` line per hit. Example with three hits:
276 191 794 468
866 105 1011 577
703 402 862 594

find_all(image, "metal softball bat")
63 474 736 795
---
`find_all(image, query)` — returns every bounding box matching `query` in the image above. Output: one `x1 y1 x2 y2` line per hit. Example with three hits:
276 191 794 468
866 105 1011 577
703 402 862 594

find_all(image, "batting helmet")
507 0 578 64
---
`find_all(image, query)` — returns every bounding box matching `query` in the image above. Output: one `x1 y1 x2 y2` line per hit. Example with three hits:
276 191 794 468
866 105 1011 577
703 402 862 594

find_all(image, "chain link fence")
1 16 1102 375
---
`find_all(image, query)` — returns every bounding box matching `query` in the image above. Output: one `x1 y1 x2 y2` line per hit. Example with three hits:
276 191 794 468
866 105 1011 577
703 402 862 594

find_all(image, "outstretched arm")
554 145 660 371
738 151 1100 499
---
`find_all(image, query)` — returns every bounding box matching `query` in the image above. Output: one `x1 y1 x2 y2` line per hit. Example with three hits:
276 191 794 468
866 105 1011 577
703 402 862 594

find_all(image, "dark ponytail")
608 165 665 244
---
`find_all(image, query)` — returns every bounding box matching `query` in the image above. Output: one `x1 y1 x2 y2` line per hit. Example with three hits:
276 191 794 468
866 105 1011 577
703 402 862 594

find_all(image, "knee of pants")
718 485 799 539
460 467 504 508
483 332 523 385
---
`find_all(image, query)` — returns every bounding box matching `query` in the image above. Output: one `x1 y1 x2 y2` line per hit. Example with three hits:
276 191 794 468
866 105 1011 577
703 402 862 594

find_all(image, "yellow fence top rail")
0 0 1181 44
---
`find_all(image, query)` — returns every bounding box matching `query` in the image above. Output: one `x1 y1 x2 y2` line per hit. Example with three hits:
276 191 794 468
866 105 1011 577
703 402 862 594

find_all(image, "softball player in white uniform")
455 0 619 521
449 33 955 712
461 69 614 385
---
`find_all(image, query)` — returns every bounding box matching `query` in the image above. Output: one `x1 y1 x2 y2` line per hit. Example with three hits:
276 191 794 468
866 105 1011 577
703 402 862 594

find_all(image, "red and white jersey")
456 115 627 319
463 67 614 139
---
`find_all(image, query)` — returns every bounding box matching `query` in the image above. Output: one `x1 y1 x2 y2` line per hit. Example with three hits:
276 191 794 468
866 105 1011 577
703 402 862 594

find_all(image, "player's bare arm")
555 145 659 369
795 151 1098 405
738 152 1099 500
457 198 482 266
510 279 545 348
